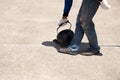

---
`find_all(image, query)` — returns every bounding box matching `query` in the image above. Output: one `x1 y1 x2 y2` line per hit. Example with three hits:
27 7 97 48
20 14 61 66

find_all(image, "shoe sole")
58 50 78 55
80 52 103 56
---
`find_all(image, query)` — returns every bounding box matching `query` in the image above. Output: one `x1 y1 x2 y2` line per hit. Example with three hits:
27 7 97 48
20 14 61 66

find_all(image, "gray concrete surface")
0 0 120 80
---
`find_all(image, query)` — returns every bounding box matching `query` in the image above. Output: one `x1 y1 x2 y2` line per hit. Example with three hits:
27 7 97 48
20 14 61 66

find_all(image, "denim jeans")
69 0 100 52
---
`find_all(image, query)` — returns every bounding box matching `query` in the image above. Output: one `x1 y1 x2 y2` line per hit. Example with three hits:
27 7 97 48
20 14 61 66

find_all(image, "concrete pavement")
0 0 120 80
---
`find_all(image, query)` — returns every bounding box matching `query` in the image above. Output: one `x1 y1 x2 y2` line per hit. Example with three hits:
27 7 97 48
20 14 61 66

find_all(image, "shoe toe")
94 52 103 56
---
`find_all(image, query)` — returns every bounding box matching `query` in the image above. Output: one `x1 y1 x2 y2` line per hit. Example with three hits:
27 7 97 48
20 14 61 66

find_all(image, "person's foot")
58 47 78 55
81 48 103 56
100 0 111 10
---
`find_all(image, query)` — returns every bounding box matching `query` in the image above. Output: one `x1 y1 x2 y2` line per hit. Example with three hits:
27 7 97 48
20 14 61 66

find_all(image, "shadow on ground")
42 41 107 56
42 40 90 52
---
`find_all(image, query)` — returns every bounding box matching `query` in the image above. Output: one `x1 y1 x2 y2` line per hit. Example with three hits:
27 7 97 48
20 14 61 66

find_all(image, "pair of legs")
68 0 100 52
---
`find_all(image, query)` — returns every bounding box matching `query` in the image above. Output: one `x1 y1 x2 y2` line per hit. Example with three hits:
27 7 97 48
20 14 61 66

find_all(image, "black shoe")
81 48 103 56
93 51 103 56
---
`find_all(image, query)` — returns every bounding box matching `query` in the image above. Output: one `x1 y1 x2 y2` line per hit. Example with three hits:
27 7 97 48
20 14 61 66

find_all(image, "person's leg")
84 20 100 52
81 0 100 52
68 8 84 52
69 0 100 52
